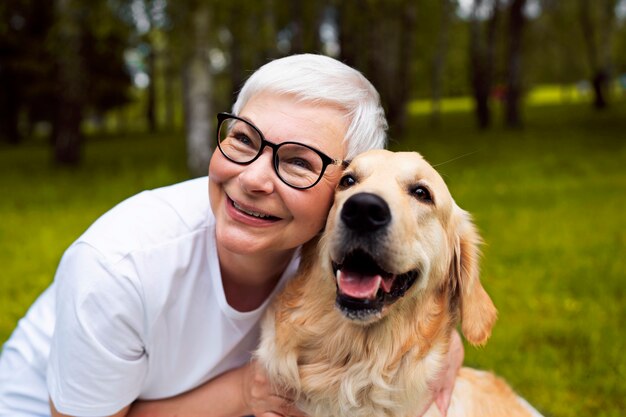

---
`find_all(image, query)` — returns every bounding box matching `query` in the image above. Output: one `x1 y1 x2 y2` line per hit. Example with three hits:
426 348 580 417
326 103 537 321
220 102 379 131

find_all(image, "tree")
53 0 84 165
529 1 587 92
578 0 618 109
51 0 133 164
339 0 417 136
182 2 213 177
468 0 500 129
430 0 456 126
0 0 132 159
0 0 55 145
504 0 527 128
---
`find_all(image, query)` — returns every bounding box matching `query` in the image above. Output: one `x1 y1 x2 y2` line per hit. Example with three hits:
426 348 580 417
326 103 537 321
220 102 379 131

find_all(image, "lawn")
1 99 624 417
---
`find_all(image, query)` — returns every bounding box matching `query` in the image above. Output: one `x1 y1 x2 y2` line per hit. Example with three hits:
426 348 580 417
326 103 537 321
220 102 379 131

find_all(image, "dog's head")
321 149 496 345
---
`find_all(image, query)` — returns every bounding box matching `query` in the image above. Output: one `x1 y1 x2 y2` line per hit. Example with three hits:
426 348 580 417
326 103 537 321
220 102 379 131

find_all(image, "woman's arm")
127 360 305 417
50 401 130 417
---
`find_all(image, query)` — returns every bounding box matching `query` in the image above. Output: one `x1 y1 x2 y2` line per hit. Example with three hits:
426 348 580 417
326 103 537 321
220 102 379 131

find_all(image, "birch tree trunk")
183 4 212 177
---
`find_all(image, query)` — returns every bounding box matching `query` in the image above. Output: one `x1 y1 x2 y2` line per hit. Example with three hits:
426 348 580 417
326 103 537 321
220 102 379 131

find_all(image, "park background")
1 0 625 416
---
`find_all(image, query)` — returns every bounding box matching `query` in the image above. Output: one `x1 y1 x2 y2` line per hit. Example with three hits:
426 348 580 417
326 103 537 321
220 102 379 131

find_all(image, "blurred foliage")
0 0 133 146
2 0 626 158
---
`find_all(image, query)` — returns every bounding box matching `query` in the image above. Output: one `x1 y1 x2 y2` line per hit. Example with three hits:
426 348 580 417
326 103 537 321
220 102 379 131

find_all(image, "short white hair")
232 54 388 160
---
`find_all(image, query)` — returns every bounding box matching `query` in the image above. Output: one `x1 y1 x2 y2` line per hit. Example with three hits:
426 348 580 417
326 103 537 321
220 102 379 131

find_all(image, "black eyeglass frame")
216 112 344 190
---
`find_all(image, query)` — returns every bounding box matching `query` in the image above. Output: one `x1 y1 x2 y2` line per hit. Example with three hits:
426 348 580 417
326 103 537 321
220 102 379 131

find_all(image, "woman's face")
209 92 347 257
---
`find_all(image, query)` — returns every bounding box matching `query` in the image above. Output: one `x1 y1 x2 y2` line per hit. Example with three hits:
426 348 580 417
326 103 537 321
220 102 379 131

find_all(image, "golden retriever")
257 150 543 417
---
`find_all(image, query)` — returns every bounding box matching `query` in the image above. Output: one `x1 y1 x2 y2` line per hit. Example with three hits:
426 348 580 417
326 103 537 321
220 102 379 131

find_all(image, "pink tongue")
338 270 382 299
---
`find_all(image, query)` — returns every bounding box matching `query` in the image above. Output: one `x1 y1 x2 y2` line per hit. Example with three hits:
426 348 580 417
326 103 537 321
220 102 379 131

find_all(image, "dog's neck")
264 256 457 417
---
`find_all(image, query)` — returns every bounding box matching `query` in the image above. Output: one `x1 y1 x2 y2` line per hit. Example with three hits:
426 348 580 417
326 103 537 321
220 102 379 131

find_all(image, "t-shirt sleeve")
47 242 148 416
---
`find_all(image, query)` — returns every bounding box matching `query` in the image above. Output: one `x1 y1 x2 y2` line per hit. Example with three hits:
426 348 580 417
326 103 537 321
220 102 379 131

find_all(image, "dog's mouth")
332 249 419 320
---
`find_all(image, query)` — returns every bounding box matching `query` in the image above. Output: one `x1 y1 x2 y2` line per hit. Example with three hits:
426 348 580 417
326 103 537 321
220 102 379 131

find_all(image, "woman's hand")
126 360 306 417
423 330 464 417
243 360 306 417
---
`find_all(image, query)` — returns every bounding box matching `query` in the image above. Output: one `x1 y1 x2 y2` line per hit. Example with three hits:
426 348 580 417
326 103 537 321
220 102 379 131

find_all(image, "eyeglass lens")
218 117 326 188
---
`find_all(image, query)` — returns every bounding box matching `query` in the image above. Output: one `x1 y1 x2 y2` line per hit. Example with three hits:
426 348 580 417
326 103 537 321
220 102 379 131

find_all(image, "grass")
1 98 625 417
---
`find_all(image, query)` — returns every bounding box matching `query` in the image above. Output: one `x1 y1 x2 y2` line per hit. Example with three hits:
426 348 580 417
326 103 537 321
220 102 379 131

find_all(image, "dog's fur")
257 150 542 417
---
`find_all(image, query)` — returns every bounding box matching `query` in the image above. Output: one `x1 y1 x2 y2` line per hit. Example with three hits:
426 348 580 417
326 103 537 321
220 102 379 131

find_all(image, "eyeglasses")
216 112 344 190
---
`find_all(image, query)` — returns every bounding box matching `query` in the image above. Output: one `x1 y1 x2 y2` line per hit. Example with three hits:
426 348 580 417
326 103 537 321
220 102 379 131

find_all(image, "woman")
0 54 462 417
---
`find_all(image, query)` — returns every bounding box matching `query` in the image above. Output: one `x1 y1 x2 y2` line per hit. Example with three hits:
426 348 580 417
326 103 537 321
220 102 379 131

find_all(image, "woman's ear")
452 208 497 346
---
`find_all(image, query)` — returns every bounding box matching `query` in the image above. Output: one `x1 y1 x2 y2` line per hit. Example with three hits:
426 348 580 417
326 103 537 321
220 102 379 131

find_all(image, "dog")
257 150 543 417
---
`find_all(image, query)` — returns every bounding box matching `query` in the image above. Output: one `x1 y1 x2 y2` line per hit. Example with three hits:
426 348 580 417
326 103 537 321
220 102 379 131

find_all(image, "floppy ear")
451 208 497 346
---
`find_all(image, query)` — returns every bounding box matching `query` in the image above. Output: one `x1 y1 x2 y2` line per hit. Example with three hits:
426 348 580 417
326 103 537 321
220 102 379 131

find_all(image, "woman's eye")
339 174 356 188
412 185 433 203
286 157 314 171
233 133 253 146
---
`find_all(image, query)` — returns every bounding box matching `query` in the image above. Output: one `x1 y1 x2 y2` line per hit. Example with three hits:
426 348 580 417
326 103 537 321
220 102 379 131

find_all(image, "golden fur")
257 150 542 417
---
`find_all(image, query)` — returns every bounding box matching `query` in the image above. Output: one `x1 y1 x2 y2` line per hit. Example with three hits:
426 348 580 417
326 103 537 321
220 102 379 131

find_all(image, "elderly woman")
0 54 462 417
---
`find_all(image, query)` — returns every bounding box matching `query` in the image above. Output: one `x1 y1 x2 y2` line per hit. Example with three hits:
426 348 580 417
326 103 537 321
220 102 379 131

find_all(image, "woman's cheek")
208 152 228 183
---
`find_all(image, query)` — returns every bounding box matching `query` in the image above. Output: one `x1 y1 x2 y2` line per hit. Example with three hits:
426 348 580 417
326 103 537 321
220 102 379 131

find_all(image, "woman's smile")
227 195 282 225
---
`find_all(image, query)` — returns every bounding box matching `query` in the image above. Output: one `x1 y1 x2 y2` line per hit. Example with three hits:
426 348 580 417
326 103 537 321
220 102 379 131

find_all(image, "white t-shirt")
0 177 299 417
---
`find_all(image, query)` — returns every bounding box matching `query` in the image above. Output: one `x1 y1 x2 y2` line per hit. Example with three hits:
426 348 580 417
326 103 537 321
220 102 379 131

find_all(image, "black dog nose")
341 192 391 232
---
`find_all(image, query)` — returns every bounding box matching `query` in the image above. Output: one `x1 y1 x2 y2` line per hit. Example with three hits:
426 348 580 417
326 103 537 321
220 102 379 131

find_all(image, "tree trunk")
0 69 21 144
504 0 526 128
469 0 499 129
146 44 157 132
290 1 319 55
362 0 416 137
337 1 360 69
54 0 84 165
163 57 175 131
579 0 616 109
291 1 304 54
469 0 485 128
183 4 213 177
430 0 454 127
392 1 417 135
228 3 245 101
261 0 277 61
591 70 608 108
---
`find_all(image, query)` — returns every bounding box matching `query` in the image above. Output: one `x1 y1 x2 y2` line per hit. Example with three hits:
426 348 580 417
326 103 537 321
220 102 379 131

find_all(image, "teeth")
233 201 272 219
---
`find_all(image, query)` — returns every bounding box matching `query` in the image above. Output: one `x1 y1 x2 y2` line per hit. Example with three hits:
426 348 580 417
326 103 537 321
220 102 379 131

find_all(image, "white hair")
232 54 388 160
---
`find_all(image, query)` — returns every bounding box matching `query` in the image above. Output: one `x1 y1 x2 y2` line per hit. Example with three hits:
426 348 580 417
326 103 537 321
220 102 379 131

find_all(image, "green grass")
1 99 625 416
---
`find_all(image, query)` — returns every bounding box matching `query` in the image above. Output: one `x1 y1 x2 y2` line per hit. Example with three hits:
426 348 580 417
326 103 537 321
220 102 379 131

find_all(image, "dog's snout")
341 192 391 232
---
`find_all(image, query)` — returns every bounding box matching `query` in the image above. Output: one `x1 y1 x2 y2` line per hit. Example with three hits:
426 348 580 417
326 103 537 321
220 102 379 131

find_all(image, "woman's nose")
238 149 276 194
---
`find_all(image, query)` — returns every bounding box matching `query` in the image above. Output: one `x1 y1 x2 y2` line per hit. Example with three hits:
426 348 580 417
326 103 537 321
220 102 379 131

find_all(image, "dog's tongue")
338 270 381 299
338 270 395 299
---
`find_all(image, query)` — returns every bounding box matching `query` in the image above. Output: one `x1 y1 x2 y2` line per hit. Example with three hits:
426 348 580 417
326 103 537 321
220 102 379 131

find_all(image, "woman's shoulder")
76 177 213 264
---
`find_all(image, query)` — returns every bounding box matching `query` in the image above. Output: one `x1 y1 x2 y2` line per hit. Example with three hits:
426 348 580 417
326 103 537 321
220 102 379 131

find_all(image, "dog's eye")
412 185 433 203
339 174 356 188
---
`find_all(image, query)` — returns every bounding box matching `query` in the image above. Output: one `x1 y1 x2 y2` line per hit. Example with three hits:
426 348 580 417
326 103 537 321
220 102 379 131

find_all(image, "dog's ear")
451 208 497 346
